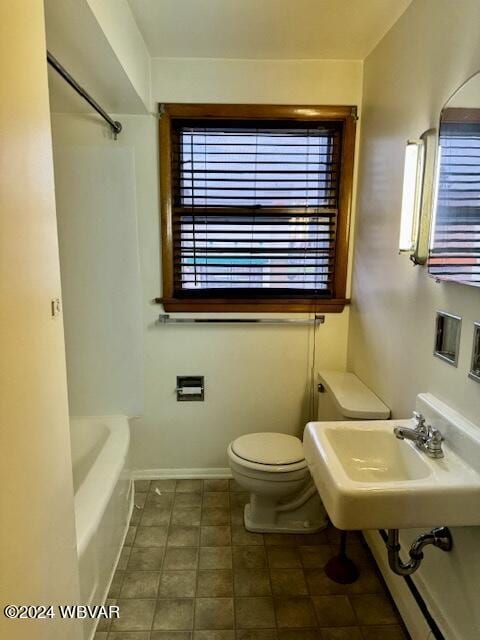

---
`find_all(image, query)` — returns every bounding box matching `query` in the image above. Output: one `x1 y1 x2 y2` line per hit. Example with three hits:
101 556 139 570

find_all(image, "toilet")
228 370 390 534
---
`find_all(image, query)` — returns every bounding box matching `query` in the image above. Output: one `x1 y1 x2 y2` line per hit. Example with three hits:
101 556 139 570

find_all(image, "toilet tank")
317 370 390 421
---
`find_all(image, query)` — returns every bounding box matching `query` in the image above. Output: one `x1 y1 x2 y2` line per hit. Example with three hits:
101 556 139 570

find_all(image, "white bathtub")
70 416 132 637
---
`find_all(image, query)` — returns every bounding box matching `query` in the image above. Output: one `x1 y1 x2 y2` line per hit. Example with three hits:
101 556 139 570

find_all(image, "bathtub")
70 416 132 638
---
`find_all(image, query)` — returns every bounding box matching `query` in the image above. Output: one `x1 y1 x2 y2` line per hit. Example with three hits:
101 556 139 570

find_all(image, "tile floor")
95 479 409 640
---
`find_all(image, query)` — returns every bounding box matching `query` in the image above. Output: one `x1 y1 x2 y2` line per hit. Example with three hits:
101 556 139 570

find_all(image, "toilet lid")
231 432 305 465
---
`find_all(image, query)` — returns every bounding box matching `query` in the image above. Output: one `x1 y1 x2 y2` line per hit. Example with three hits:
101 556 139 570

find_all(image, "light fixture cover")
399 141 425 253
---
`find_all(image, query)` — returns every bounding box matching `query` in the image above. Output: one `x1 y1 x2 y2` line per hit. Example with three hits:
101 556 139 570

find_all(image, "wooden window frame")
156 104 356 313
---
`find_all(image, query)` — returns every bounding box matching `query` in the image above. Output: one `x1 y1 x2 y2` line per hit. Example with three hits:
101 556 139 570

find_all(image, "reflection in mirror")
429 72 480 286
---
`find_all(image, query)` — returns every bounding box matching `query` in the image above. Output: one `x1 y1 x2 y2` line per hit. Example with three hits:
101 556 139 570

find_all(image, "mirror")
429 72 480 286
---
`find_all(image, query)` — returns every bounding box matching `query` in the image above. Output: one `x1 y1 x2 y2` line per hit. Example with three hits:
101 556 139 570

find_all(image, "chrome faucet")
394 412 445 458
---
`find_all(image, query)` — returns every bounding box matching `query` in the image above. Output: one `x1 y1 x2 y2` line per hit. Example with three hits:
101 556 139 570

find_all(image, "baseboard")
364 530 432 640
132 468 233 480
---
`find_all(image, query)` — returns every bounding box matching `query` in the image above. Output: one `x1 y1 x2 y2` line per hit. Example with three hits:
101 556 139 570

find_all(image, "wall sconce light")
398 129 437 265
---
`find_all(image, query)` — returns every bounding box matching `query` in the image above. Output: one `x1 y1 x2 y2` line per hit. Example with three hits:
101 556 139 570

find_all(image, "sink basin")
325 428 431 483
304 393 480 530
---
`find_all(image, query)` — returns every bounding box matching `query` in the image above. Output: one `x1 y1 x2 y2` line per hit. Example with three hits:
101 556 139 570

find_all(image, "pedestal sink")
304 393 480 530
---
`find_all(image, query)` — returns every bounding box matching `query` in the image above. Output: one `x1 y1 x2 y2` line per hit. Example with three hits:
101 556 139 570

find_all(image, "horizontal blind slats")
171 118 342 297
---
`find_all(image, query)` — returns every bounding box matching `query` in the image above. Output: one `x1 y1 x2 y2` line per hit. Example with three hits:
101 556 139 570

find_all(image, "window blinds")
171 119 343 298
429 120 480 285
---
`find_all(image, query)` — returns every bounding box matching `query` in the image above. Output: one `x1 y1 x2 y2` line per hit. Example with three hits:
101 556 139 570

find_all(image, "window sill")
155 297 349 313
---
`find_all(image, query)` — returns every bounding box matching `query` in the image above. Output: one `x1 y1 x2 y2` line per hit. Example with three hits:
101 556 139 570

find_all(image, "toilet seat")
228 432 308 474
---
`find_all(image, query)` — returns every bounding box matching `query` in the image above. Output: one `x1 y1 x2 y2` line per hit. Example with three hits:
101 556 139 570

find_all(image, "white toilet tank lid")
231 432 305 465
318 370 390 419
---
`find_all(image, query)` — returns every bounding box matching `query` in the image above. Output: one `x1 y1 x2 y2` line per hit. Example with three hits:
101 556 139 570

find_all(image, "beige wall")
0 2 81 639
51 58 362 472
349 0 480 637
151 58 362 105
86 0 151 110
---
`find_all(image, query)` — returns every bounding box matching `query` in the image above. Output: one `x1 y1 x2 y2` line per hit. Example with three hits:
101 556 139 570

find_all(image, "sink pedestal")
325 530 359 584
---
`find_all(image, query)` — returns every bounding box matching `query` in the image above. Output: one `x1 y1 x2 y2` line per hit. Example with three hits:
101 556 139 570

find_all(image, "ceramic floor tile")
235 597 276 629
110 599 155 631
135 480 151 492
276 630 319 640
115 487 405 640
140 506 172 527
194 597 234 629
273 597 317 628
264 534 298 547
266 547 301 569
176 479 204 493
297 546 332 569
304 569 349 596
199 546 233 570
163 547 199 571
120 571 160 598
108 632 150 640
117 547 132 570
134 526 168 547
167 525 200 547
311 595 356 627
236 630 278 640
233 569 271 596
153 599 195 630
127 547 164 571
152 633 193 640
203 492 230 509
204 479 230 492
231 526 264 546
228 479 244 492
108 570 125 598
197 570 233 597
295 533 328 546
200 526 231 547
349 594 398 626
347 570 384 595
175 493 203 508
229 506 245 526
359 625 408 640
194 631 235 640
172 507 202 526
159 571 197 597
151 479 177 493
229 493 249 508
321 628 363 640
202 508 231 525
270 569 308 596
233 546 267 570
146 492 175 508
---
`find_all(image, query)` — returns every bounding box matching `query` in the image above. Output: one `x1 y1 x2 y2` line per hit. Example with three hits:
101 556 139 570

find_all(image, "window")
158 104 356 312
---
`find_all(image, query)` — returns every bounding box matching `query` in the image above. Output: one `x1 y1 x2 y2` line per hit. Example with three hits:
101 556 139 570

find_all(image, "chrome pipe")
386 528 453 576
47 51 122 138
158 314 325 325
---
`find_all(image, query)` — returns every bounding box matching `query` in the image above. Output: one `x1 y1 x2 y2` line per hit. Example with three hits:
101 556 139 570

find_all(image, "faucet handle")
428 426 444 442
412 411 427 430
426 426 444 458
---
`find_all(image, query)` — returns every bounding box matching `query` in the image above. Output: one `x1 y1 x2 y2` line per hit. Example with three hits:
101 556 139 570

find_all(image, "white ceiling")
127 0 412 60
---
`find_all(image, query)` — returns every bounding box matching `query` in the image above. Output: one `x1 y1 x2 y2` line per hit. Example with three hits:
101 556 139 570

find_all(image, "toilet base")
243 491 328 534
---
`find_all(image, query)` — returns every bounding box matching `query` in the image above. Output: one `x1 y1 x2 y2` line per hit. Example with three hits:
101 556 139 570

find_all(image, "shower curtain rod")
158 314 325 325
47 51 122 139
